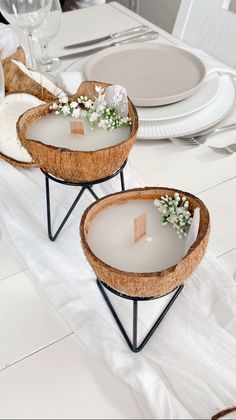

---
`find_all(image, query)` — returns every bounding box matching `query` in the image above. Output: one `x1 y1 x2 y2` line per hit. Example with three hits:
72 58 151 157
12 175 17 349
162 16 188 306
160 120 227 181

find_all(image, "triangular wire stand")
41 160 126 241
97 278 184 352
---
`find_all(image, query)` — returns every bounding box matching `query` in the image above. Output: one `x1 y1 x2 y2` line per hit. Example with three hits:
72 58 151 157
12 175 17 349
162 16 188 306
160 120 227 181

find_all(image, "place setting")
59 34 236 151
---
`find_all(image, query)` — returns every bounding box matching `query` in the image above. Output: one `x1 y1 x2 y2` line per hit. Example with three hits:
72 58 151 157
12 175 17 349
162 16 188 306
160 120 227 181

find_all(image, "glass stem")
40 43 51 65
26 30 35 70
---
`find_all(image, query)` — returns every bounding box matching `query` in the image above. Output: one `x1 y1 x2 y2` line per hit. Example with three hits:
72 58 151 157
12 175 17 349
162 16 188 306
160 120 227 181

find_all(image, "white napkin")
57 71 84 95
0 24 20 60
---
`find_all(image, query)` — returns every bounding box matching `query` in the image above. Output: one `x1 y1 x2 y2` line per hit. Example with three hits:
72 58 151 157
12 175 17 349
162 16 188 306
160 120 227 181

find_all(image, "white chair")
173 0 236 68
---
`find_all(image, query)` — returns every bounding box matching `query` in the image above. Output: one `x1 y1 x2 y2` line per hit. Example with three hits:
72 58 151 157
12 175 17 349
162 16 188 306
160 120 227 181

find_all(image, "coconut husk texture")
2 46 57 102
0 150 37 169
80 187 210 298
2 45 26 76
17 81 139 182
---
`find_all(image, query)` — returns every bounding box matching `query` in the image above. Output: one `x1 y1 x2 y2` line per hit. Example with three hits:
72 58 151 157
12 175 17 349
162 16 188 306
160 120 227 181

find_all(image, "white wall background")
108 0 181 33
138 0 181 33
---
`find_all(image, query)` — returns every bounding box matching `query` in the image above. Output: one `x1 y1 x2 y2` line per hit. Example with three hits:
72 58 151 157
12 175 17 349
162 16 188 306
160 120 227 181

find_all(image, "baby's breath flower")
84 100 93 108
153 199 160 208
153 192 194 239
51 102 58 110
70 101 78 109
50 90 132 132
89 112 99 122
72 108 81 118
62 105 70 115
95 85 104 94
58 93 68 104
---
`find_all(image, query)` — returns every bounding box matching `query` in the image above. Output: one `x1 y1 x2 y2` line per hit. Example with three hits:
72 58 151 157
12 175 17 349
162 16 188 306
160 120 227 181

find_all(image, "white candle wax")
27 114 130 151
87 200 186 273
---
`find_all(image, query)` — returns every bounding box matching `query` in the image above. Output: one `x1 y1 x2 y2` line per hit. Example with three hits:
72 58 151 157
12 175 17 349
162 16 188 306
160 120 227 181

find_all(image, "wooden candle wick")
70 120 84 136
212 406 236 420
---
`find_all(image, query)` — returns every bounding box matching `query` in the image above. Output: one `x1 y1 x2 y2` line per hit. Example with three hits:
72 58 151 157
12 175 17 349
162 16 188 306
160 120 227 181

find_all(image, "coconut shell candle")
17 81 138 182
80 187 210 298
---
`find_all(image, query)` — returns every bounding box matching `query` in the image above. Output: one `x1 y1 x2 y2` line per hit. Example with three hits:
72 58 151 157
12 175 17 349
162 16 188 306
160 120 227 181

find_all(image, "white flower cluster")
153 192 193 239
49 86 132 131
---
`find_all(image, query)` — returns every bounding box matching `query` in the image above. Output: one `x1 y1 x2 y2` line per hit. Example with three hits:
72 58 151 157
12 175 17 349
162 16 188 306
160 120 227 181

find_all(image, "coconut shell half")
17 81 139 182
2 47 62 102
2 46 26 80
0 92 44 168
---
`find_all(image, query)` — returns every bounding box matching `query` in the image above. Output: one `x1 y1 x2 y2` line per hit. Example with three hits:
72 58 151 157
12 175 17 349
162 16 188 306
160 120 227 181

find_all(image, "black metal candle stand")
41 160 127 241
97 278 184 352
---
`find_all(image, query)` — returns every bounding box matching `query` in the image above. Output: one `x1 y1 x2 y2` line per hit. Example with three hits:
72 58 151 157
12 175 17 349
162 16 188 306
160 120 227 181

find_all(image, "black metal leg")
45 174 87 241
137 285 183 352
87 185 99 200
133 301 138 350
120 169 125 191
97 278 184 352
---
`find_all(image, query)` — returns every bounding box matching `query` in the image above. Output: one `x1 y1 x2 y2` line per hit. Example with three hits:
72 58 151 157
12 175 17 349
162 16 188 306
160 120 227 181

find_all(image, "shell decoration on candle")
80 187 210 299
104 85 128 118
17 81 138 182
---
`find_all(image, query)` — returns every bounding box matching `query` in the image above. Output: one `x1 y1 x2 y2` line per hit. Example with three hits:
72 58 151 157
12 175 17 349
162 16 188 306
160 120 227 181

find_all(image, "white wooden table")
1 2 236 418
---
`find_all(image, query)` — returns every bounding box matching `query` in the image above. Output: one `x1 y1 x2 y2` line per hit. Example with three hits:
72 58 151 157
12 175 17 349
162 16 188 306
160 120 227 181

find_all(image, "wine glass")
34 0 62 72
0 0 52 69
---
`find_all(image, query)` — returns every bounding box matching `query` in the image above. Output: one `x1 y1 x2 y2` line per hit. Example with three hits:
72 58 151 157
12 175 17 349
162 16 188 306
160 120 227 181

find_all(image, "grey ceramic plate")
85 43 206 107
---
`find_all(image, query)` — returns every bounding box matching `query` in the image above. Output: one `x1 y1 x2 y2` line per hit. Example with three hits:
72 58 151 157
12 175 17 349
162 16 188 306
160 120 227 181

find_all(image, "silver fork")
170 122 236 146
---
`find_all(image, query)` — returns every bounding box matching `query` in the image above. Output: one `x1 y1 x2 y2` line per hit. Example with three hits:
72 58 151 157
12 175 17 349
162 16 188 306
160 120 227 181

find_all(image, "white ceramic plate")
138 73 220 121
65 56 219 123
65 57 235 140
137 75 235 139
84 43 206 107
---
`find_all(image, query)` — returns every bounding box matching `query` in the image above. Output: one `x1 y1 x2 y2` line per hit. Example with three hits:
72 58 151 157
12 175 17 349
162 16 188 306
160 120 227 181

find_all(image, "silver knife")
63 25 150 49
59 31 158 60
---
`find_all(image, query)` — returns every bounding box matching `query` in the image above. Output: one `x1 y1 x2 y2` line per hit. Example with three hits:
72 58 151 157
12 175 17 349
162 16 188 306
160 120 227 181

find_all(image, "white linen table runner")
0 160 236 419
